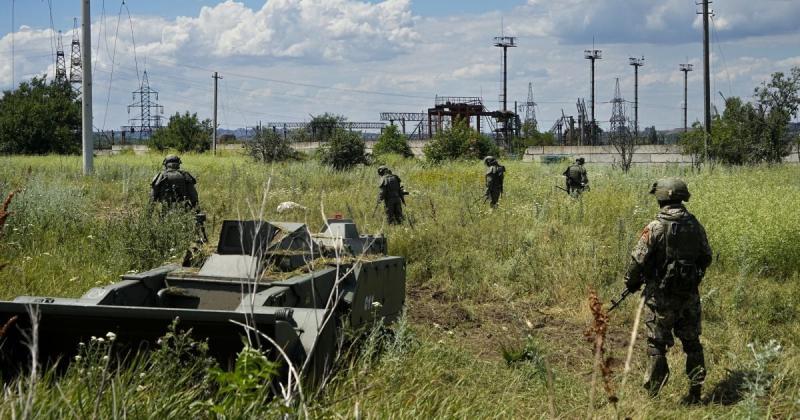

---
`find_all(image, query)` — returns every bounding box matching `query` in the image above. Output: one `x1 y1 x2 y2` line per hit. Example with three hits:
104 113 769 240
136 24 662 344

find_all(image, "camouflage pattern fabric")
563 164 588 194
151 168 199 208
484 164 505 207
624 203 712 398
378 173 404 224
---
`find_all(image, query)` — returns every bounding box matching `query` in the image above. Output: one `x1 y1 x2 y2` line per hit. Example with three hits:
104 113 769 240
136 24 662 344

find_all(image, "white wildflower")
105 332 117 341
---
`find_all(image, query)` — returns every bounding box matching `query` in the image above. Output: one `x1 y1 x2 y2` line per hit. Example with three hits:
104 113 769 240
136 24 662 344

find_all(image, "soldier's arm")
377 179 386 202
581 167 589 184
697 221 713 270
150 173 162 201
623 221 660 291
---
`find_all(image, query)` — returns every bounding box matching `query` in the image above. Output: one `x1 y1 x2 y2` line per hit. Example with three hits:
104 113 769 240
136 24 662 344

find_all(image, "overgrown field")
0 154 798 418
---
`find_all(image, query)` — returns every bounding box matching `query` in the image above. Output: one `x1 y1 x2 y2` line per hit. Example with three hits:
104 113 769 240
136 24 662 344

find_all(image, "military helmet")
649 177 691 202
377 165 389 176
576 157 585 164
163 154 182 166
483 156 496 166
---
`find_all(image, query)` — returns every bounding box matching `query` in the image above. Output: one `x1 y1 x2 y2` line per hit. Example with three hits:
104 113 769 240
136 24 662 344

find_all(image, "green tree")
681 67 800 165
373 125 414 158
423 120 499 163
0 77 81 154
319 128 367 170
245 128 297 163
309 113 346 142
149 112 212 153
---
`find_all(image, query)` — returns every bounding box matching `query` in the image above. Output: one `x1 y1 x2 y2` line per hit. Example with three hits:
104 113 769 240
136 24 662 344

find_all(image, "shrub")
373 125 414 158
245 128 298 163
149 112 212 153
423 120 499 163
319 129 368 170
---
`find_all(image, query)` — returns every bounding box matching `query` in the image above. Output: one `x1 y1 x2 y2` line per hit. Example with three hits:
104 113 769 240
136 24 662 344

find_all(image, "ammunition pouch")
659 260 701 293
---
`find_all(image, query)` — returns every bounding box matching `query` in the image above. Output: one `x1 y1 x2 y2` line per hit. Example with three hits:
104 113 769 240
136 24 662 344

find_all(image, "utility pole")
584 48 602 144
212 72 222 155
699 0 712 160
81 0 93 175
679 63 694 132
629 56 644 137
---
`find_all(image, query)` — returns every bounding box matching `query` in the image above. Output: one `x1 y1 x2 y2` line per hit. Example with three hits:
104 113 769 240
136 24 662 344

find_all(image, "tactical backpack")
381 175 403 200
159 170 190 203
566 165 583 185
659 216 706 293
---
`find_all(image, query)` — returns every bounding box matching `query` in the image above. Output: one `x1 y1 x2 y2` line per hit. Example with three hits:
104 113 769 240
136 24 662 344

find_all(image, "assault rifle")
608 289 632 312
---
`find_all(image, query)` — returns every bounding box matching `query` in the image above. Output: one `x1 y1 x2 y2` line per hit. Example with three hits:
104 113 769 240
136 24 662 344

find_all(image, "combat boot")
682 351 706 405
643 355 670 397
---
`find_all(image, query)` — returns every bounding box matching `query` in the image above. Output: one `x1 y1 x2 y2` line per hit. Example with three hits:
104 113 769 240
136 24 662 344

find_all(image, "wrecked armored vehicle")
0 218 405 381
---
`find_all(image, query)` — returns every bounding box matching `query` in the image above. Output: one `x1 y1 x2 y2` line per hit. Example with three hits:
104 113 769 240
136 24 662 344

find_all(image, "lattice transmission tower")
68 18 82 94
609 78 628 135
126 70 164 140
54 31 68 84
520 82 537 131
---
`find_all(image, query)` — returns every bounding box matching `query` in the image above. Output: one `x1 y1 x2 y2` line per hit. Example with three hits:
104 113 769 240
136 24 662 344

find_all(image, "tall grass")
0 154 798 418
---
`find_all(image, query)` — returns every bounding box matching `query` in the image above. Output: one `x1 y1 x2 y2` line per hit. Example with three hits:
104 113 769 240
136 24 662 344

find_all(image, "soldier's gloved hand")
624 276 643 293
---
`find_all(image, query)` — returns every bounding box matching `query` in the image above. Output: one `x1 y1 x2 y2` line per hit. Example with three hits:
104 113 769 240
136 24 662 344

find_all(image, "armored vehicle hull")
0 218 405 382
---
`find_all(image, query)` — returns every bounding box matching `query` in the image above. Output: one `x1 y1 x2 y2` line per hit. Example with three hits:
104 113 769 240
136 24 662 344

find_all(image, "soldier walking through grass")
623 178 712 405
483 156 505 208
563 157 589 195
377 165 407 225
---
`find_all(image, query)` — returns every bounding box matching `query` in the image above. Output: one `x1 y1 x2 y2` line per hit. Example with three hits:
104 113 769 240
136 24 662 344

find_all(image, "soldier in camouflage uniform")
151 155 207 246
377 166 406 225
151 155 199 209
563 157 589 195
623 178 713 404
483 156 505 208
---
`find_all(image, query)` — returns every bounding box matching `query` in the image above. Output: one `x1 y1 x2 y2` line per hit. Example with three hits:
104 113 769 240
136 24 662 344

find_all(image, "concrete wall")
105 143 800 163
523 144 695 165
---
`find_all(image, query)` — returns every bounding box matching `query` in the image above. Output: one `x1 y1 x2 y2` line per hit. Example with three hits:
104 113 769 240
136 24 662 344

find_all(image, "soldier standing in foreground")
623 178 712 404
483 156 505 208
377 165 406 225
563 157 589 195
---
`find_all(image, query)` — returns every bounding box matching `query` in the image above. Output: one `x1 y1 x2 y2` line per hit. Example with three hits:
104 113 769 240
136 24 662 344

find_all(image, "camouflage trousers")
383 198 404 225
643 290 706 394
485 188 501 208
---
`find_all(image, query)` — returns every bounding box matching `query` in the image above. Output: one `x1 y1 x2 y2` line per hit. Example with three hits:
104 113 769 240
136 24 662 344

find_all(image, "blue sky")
2 0 799 132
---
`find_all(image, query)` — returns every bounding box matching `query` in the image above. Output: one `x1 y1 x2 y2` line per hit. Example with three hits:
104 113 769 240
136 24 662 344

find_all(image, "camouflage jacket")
485 164 505 192
624 204 712 295
378 174 404 202
563 164 588 186
151 169 199 207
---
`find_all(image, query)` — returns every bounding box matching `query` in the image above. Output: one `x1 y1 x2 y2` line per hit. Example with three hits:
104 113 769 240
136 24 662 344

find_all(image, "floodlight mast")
679 63 694 132
584 49 602 144
629 56 644 137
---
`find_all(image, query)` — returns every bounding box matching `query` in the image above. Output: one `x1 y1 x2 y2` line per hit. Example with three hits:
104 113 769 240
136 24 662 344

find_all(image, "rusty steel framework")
426 96 514 143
